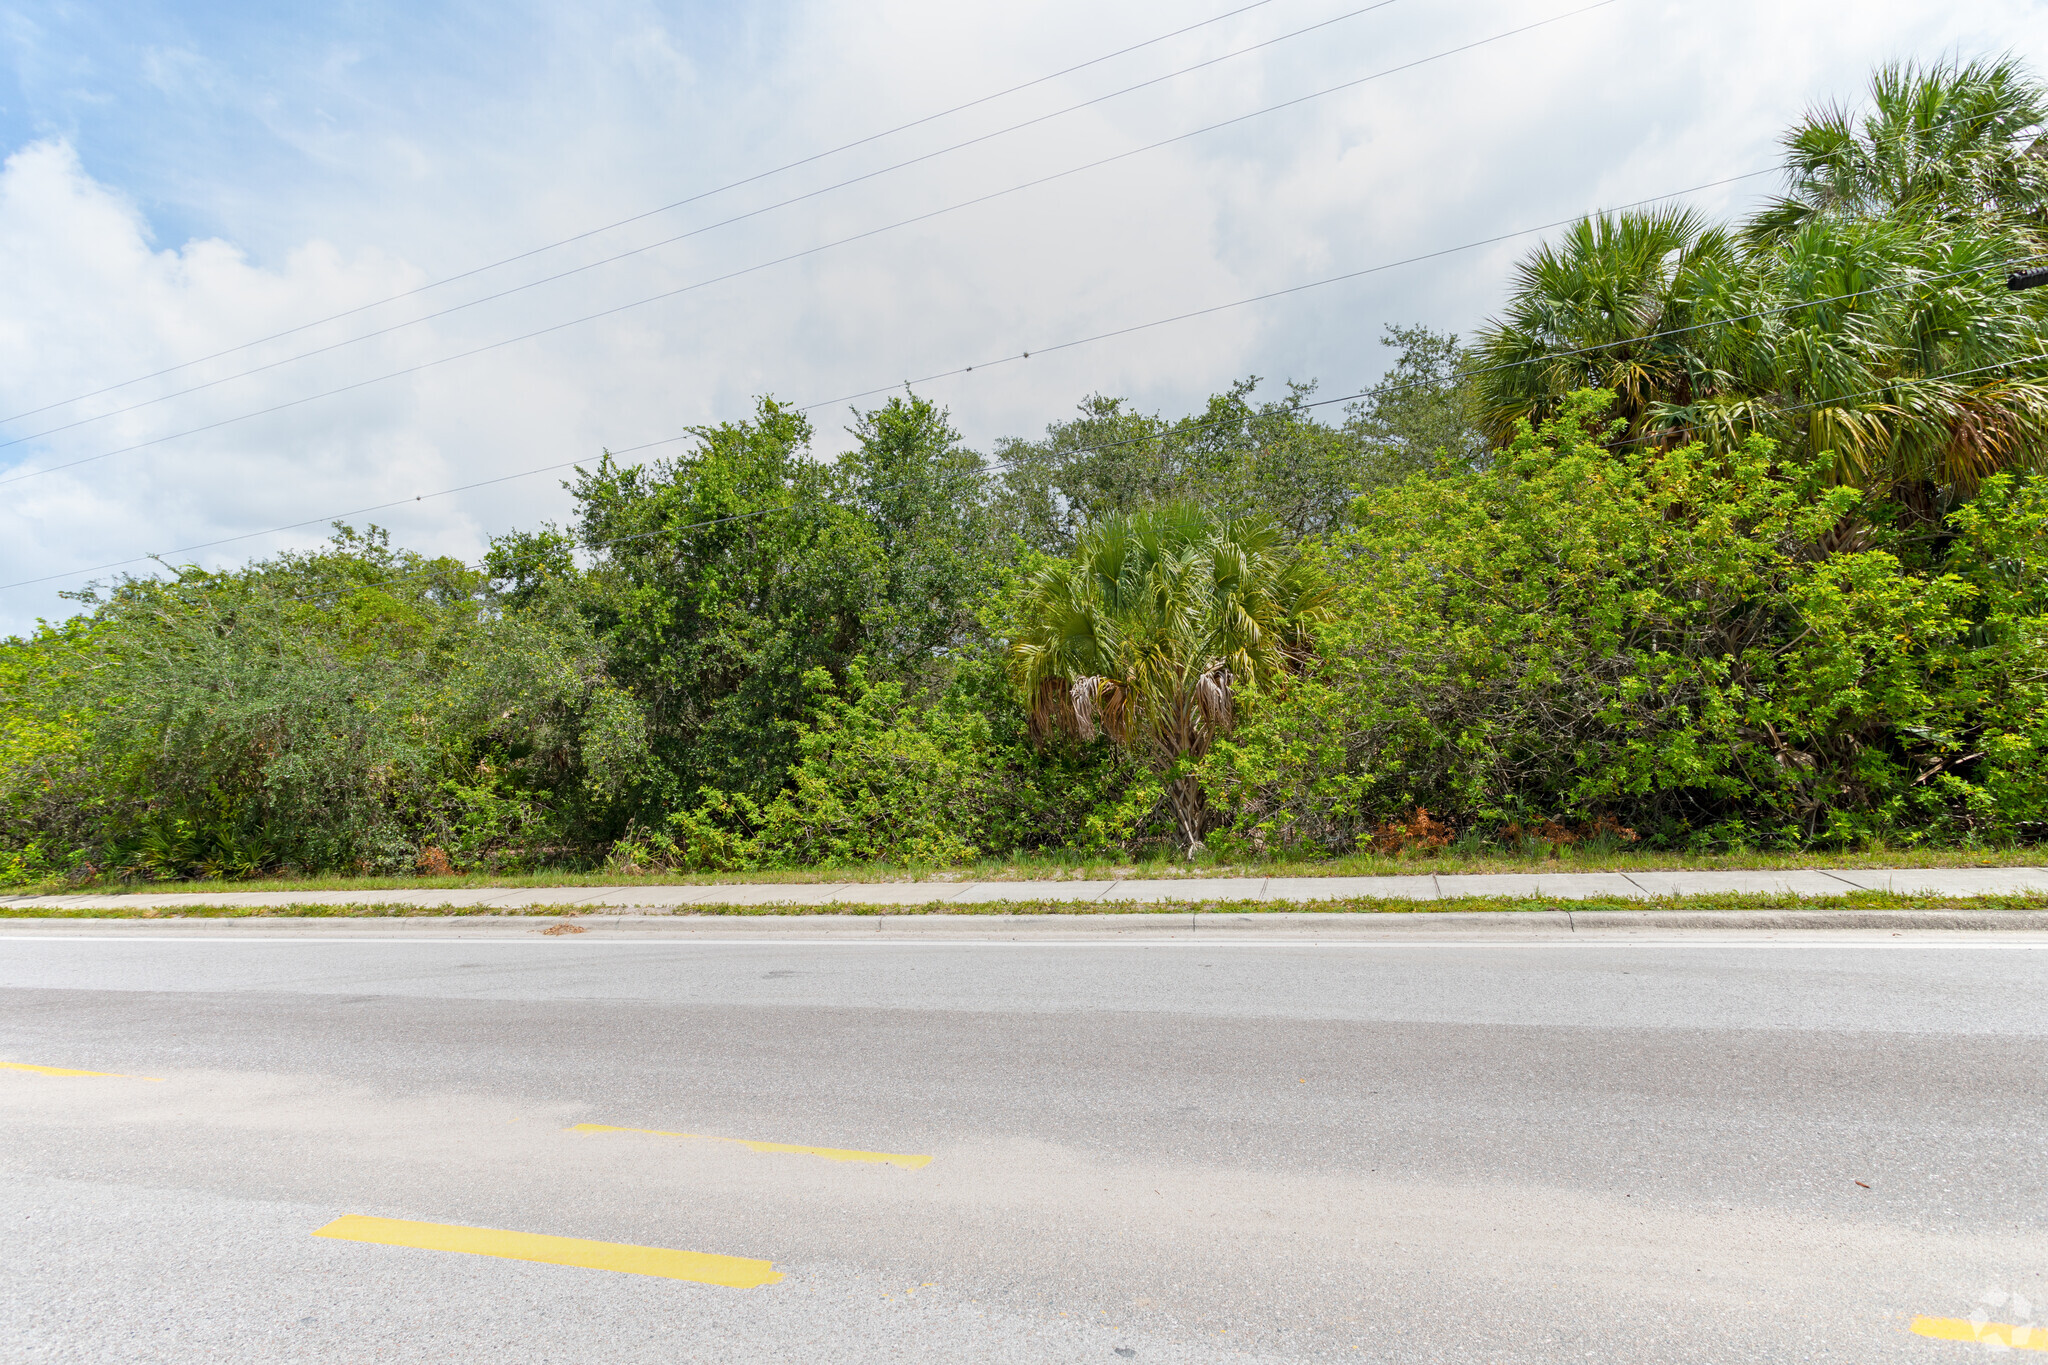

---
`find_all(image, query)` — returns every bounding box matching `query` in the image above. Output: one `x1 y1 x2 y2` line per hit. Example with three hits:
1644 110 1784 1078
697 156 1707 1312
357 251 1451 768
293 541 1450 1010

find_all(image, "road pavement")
2 920 2045 1362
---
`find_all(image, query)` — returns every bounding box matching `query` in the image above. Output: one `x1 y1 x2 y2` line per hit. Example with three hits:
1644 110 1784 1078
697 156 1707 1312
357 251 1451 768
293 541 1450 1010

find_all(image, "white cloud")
0 140 452 607
0 0 2040 632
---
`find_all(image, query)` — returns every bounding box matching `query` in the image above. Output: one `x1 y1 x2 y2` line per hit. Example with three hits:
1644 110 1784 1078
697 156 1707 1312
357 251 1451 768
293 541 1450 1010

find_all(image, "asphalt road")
2 923 2045 1362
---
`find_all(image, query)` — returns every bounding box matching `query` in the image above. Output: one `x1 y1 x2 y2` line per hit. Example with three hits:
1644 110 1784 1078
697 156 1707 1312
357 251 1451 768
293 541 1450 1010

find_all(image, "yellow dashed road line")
313 1215 781 1287
1913 1316 2048 1350
571 1122 932 1169
1 1061 161 1081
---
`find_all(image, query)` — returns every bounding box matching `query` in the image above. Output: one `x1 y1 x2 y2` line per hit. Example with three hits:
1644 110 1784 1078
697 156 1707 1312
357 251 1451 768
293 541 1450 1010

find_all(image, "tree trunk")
1165 774 1206 860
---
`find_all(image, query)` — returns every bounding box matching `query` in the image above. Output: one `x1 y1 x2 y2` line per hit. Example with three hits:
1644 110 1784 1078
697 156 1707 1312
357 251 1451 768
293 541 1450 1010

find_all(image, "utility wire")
7 156 1771 590
19 249 2037 600
0 0 1287 430
0 0 1627 492
0 159 1792 593
795 168 1781 414
260 343 2048 608
11 100 1991 543
794 100 2048 413
11 108 2036 596
0 0 1405 456
319 341 2048 605
10 30 1979 463
1601 349 2048 453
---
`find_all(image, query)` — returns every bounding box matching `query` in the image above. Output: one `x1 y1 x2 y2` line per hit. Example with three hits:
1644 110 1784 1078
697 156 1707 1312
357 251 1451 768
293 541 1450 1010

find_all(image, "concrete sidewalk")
3 865 2045 913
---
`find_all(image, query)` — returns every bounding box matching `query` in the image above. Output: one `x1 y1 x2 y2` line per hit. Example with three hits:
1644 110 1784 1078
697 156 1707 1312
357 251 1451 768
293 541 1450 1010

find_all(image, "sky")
0 0 2041 632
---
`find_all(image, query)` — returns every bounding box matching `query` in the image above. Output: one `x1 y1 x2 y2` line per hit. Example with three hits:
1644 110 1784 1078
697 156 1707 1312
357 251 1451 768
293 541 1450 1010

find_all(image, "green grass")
5 841 2044 899
6 890 2046 918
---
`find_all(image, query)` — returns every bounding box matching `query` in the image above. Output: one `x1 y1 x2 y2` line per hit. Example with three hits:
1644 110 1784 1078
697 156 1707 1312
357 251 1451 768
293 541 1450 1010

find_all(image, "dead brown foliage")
1370 808 1455 856
1503 815 1639 854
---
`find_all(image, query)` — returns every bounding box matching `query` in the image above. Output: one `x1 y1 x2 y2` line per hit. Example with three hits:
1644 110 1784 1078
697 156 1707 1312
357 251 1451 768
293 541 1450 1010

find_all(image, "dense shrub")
1202 394 2048 852
0 531 621 879
607 658 1159 872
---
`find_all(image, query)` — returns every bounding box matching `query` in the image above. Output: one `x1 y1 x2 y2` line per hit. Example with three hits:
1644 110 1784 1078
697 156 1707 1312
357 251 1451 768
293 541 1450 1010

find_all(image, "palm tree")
1745 56 2048 246
1007 504 1330 858
1656 214 2048 495
1472 60 2048 499
1470 207 1739 449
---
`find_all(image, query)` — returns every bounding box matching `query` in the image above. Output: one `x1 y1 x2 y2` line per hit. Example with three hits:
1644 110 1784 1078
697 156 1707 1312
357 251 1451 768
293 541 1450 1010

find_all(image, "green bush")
596 649 1161 872
0 529 624 882
744 663 985 868
1203 393 2048 852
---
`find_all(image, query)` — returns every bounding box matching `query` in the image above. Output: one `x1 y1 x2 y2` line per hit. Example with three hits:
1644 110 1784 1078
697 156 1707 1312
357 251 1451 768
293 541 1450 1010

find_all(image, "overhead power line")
10 246 2036 598
1599 352 2048 452
0 0 1627 493
0 0 1406 457
262 343 2048 609
0 0 1288 430
15 55 2030 598
24 59 1988 462
794 167 1780 414
0 159 1781 594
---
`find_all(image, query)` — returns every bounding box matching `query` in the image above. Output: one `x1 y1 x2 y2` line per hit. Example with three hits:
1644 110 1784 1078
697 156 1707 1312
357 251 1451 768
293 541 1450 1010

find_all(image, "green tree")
1006 504 1330 857
1746 56 2048 245
839 392 1000 680
567 399 886 808
1169 379 1371 538
991 381 1374 550
991 395 1176 554
1474 145 2048 498
1660 213 2048 496
1346 324 1487 484
0 525 609 879
750 661 988 868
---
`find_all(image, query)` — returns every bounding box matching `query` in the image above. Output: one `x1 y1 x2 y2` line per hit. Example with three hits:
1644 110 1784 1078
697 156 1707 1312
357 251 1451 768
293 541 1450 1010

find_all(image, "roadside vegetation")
5 58 2047 889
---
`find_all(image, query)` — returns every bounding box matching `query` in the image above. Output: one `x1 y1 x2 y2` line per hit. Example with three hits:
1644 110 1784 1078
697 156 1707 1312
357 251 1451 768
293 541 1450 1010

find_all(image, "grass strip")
5 890 2048 918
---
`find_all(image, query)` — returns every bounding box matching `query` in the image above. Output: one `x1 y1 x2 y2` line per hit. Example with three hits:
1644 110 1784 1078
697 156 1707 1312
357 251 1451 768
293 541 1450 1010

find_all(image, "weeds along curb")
5 891 2048 920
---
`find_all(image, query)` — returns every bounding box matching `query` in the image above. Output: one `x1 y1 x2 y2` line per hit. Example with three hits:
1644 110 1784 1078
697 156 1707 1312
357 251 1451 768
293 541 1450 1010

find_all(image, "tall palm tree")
1470 207 1739 448
1007 504 1330 858
1472 61 2048 499
1746 56 2048 246
1657 215 2048 494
